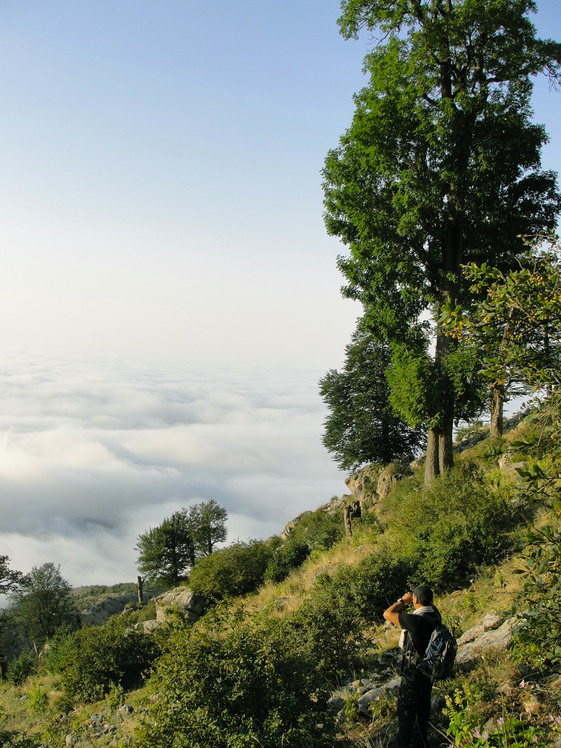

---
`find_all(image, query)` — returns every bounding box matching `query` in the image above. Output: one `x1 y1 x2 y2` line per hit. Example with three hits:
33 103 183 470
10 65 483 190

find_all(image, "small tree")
136 500 228 587
10 563 78 648
136 510 196 587
191 500 228 557
319 323 426 470
442 242 561 435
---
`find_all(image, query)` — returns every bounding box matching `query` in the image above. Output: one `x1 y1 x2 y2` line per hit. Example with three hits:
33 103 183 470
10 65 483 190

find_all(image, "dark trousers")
396 668 432 748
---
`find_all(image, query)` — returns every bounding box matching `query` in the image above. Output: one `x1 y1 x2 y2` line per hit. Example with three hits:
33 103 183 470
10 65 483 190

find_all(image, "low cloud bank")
0 356 346 586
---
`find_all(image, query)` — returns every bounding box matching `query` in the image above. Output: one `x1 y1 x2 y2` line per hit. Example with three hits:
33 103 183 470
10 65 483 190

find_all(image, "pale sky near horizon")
0 1 560 587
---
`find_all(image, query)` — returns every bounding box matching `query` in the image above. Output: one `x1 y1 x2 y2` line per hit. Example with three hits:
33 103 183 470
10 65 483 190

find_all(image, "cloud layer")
0 355 346 586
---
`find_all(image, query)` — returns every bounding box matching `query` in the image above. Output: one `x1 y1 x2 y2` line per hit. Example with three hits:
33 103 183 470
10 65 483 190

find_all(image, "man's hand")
383 591 413 625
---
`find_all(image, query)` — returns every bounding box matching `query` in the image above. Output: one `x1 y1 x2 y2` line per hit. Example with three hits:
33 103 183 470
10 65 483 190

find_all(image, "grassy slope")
1 410 560 746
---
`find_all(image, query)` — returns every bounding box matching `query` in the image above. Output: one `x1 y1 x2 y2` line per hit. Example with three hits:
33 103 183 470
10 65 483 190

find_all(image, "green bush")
134 609 336 748
264 535 310 583
289 547 412 680
46 618 159 703
289 510 345 552
27 685 49 713
6 651 38 685
384 462 515 590
188 539 273 601
0 730 42 747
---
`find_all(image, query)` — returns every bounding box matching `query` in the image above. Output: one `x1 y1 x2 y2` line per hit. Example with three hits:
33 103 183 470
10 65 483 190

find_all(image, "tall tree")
0 556 27 675
10 563 78 647
319 322 426 470
323 0 561 483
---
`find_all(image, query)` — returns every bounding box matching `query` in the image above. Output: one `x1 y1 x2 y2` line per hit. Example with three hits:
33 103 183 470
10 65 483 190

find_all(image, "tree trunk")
490 383 505 438
424 428 440 485
439 415 454 474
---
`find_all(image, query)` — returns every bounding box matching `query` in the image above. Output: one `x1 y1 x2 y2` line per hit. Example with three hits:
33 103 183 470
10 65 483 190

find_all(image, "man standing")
383 584 440 748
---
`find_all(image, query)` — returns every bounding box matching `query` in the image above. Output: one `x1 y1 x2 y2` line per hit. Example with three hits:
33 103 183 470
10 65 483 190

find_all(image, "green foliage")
27 685 49 714
46 617 159 703
188 539 273 601
324 0 561 481
312 546 411 621
289 509 345 553
135 500 228 587
442 244 561 433
319 323 426 469
264 535 310 584
385 462 515 590
0 556 26 596
444 682 549 747
6 651 38 685
192 499 228 556
386 344 439 429
513 404 561 669
0 730 42 748
10 563 78 647
134 608 337 747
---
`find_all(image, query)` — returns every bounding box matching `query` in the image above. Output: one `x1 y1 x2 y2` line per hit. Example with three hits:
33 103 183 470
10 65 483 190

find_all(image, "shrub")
289 547 413 680
6 651 38 685
289 510 345 552
188 539 273 601
384 462 515 590
134 609 336 747
0 730 42 747
264 535 310 584
46 618 159 703
27 685 49 713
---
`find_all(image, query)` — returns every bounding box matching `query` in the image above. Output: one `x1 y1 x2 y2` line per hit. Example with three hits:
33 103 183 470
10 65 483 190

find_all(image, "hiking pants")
396 668 432 748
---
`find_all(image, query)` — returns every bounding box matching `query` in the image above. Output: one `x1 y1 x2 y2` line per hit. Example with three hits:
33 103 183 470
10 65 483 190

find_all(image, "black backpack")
418 623 457 681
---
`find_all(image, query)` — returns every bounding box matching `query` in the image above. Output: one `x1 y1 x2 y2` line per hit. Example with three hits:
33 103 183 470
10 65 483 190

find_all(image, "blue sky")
0 0 368 366
0 1 559 586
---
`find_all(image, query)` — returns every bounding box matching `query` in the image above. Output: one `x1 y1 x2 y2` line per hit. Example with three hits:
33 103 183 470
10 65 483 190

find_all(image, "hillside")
1 404 561 747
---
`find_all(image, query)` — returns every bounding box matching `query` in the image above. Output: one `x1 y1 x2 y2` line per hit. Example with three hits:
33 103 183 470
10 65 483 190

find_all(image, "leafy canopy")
135 500 228 587
323 0 561 479
10 563 78 646
319 322 426 469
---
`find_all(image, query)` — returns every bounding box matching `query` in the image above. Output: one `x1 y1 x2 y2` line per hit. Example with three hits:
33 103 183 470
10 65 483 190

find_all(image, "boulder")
497 452 527 473
377 469 404 499
153 587 207 624
456 618 514 671
456 612 504 645
345 465 382 502
281 510 312 538
356 677 402 717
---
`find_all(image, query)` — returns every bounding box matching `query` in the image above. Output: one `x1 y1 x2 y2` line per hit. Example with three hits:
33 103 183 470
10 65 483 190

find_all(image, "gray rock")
356 677 401 717
154 587 207 623
345 465 382 502
456 619 514 671
456 612 504 645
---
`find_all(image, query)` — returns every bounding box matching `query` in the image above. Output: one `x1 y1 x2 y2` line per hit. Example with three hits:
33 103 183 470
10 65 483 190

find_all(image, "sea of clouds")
0 355 347 587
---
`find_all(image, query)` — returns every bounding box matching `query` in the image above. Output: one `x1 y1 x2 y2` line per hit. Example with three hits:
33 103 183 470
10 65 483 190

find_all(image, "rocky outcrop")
345 464 383 502
136 586 207 632
147 586 207 628
455 616 514 672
